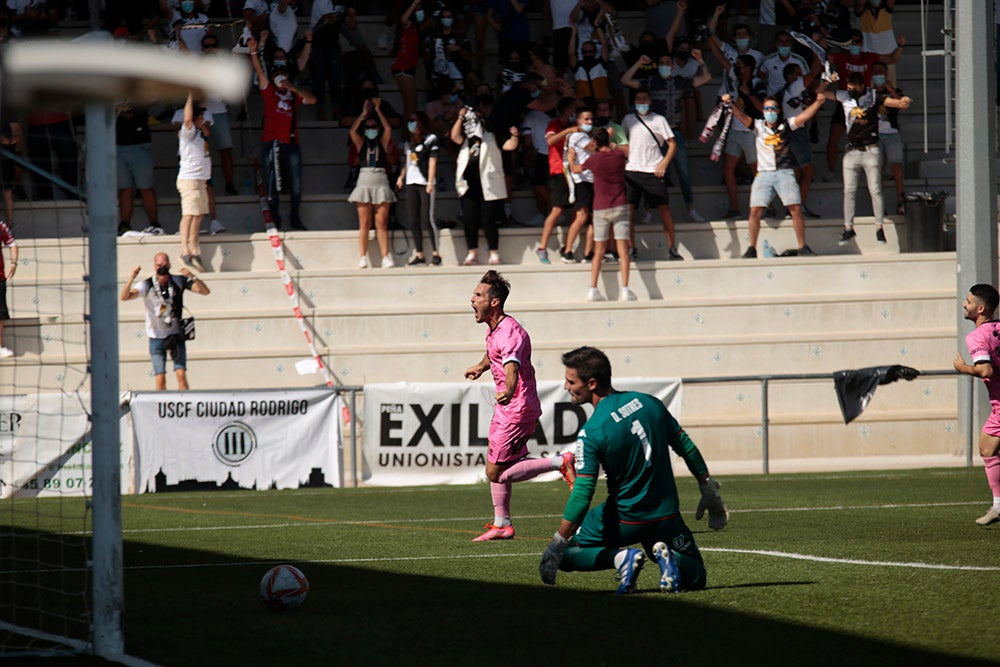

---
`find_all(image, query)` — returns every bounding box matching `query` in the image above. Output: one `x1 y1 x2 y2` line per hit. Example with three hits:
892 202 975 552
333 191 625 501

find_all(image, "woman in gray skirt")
349 98 397 268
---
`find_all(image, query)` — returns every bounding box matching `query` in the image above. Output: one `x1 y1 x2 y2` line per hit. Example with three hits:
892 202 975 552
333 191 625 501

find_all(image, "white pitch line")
700 547 1000 572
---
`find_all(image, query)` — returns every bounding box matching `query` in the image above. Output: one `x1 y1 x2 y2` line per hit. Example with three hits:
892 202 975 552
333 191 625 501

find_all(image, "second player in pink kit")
954 283 1000 526
465 270 576 541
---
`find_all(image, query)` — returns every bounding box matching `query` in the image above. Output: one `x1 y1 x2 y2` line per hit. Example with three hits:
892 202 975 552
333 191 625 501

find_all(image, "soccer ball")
259 564 309 610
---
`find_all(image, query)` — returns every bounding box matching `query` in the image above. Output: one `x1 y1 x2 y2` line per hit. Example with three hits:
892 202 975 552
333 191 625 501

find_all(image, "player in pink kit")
465 270 576 541
954 283 1000 525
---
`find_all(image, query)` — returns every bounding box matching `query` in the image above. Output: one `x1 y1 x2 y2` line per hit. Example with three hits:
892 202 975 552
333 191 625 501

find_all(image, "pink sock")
497 457 556 484
984 456 1000 497
491 482 512 523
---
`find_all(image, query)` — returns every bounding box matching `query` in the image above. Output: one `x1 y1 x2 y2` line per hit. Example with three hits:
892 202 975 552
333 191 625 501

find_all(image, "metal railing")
334 370 972 485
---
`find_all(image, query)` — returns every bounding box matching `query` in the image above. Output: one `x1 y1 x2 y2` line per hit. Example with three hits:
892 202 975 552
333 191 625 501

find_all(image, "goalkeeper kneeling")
539 346 729 594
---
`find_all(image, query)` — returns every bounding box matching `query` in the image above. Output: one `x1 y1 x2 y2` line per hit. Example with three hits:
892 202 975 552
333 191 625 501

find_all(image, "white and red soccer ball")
259 564 309 610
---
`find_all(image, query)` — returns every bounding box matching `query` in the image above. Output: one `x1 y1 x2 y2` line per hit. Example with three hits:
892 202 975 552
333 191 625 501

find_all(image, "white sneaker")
621 287 637 301
488 252 502 265
587 288 606 302
381 254 395 268
358 256 369 269
209 219 226 235
0 346 13 358
687 208 706 223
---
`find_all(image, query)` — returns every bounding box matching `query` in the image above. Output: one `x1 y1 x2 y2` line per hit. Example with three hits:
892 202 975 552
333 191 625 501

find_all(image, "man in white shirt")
757 31 809 97
175 92 211 272
621 89 682 260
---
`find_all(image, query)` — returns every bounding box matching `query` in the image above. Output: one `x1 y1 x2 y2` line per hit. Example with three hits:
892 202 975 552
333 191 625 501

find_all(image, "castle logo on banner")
362 379 681 486
131 388 343 491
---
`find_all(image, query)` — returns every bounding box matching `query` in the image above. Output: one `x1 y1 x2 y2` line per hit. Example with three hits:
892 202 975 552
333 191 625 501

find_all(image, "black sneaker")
802 207 821 219
668 245 684 260
629 247 638 261
724 208 741 220
559 248 576 263
290 220 307 231
224 182 239 196
117 222 131 236
797 244 817 256
408 255 426 266
582 252 593 264
838 228 857 245
741 246 757 259
896 200 906 215
876 228 887 244
431 255 442 265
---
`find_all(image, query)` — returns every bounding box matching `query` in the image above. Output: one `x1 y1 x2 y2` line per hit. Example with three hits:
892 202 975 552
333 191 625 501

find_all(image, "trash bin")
903 191 948 252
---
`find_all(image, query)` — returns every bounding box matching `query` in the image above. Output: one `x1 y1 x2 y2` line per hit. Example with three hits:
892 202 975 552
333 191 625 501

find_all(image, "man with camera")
121 252 210 391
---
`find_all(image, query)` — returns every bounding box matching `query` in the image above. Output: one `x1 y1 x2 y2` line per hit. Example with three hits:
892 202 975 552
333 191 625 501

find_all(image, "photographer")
121 252 210 391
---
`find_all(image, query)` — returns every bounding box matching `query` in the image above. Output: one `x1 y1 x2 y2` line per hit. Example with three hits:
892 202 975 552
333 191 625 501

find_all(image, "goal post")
0 36 249 660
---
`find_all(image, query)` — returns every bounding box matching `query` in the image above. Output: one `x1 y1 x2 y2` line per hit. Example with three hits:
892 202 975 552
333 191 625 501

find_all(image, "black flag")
833 365 920 424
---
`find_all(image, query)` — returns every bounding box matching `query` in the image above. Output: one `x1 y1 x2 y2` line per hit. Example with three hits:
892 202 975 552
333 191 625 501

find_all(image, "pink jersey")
486 315 542 424
966 321 1000 419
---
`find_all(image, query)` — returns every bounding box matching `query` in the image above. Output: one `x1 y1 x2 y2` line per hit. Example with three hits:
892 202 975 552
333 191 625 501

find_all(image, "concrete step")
12 216 943 287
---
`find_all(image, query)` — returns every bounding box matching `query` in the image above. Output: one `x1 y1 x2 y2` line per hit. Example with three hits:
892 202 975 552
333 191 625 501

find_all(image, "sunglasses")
763 105 779 111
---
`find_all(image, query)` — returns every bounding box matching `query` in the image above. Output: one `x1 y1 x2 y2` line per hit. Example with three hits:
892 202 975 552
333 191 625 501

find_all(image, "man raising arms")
466 270 575 541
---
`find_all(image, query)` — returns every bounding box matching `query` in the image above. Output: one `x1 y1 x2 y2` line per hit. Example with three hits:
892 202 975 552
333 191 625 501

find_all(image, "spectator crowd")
0 0 919 295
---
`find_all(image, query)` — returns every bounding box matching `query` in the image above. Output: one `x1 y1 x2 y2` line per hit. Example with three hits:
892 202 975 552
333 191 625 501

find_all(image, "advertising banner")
130 388 343 491
0 392 134 499
362 379 681 485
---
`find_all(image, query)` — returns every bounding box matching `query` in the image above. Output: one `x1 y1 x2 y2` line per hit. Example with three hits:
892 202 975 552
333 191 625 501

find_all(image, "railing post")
350 388 359 487
967 374 975 467
761 377 770 475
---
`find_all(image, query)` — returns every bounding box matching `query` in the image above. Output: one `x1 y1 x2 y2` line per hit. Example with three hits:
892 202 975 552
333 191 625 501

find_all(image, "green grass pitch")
4 466 1000 665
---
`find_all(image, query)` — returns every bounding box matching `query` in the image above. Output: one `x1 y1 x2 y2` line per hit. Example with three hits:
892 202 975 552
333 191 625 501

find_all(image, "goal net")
0 37 248 659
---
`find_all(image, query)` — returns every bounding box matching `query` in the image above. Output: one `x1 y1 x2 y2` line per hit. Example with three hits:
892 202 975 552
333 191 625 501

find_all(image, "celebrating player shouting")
539 346 728 593
466 270 576 541
954 284 1000 526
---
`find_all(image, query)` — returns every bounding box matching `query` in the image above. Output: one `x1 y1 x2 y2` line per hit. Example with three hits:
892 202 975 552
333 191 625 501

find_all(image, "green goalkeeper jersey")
563 391 709 525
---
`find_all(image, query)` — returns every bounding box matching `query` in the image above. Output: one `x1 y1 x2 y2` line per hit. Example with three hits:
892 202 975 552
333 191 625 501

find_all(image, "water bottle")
762 239 777 258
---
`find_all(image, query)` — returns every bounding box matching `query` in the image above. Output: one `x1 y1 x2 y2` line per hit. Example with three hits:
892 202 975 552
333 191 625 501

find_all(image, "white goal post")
0 36 248 660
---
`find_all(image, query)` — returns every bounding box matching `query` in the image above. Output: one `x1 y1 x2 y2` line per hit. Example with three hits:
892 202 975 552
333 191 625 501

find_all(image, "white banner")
131 388 343 491
362 378 681 486
0 393 134 499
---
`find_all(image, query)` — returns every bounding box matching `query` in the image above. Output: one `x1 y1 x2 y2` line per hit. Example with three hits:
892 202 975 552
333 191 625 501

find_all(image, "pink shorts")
983 411 1000 438
488 417 536 464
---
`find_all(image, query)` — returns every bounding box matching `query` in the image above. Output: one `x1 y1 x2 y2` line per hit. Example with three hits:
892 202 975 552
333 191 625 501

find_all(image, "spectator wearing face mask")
726 83 831 259
824 28 904 182
451 106 518 266
248 36 316 231
568 29 609 109
870 62 907 215
427 10 474 93
757 32 810 98
822 72 911 247
621 46 712 224
350 98 398 269
777 59 824 218
397 111 441 266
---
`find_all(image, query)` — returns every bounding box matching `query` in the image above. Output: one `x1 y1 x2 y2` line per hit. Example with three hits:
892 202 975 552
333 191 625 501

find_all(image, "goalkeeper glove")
695 477 729 531
538 532 569 585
